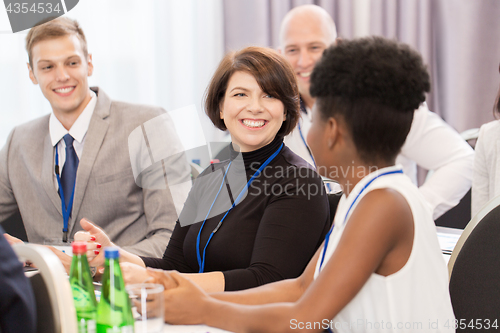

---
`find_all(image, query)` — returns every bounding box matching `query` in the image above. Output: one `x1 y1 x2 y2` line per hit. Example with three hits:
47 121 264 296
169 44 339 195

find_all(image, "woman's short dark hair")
205 46 300 137
310 36 431 164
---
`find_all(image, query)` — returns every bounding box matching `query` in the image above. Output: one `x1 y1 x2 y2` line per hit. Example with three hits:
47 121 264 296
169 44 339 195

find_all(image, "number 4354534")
445 319 499 330
6 2 62 14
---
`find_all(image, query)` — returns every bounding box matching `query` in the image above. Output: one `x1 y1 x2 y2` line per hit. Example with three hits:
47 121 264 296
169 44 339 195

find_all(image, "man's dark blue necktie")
61 134 79 214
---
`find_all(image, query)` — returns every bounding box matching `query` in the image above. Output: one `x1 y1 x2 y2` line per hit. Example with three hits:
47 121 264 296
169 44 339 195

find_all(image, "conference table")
40 228 462 333
162 227 462 333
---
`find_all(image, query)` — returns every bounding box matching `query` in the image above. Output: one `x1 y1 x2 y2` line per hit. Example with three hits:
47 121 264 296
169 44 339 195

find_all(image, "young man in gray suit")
0 17 189 266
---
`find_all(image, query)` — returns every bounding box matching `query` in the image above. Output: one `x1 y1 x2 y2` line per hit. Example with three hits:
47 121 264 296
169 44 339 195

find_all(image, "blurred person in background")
280 4 474 220
472 63 500 216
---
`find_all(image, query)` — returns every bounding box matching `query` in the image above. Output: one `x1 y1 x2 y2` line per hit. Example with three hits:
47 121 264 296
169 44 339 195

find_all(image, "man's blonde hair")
26 17 87 68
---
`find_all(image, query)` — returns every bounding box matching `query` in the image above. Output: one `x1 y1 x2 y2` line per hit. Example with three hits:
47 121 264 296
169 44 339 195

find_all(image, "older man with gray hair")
280 4 474 219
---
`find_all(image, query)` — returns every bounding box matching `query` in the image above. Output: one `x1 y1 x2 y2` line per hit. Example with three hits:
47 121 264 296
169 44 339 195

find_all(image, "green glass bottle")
70 241 98 333
96 247 135 333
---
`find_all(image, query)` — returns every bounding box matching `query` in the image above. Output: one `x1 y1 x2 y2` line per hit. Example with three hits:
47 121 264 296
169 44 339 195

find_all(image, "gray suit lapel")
41 132 63 216
69 87 111 233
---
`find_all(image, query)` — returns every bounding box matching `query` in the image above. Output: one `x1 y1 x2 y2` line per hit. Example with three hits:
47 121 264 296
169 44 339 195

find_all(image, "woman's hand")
147 270 210 325
73 231 100 262
45 246 73 273
145 268 179 291
79 218 112 268
121 262 154 285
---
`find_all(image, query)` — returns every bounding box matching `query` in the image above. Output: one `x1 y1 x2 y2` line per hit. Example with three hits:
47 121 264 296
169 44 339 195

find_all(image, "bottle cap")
72 241 87 254
104 246 120 259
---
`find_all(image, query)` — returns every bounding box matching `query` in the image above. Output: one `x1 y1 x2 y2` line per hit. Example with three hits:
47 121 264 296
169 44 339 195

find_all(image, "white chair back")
13 243 77 333
447 193 500 276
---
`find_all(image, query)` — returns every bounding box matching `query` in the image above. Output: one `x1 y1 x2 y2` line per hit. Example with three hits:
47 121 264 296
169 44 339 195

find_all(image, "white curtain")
223 0 500 132
0 0 226 147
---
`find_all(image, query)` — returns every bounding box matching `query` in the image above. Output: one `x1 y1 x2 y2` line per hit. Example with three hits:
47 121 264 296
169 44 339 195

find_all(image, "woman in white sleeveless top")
319 167 453 332
143 37 455 333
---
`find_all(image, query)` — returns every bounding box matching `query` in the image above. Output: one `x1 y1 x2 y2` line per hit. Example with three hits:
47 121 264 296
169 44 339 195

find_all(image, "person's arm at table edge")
471 125 490 216
401 105 474 219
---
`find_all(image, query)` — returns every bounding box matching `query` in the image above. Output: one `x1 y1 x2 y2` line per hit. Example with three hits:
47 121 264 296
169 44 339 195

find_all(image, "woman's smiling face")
220 71 286 152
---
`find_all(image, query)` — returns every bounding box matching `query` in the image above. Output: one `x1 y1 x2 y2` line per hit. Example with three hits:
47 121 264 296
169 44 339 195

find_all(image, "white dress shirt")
472 120 500 216
284 105 314 166
49 90 97 189
285 102 474 220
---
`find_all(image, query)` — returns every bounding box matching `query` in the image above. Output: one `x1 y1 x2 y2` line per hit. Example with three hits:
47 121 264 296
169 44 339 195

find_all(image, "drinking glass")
126 283 164 333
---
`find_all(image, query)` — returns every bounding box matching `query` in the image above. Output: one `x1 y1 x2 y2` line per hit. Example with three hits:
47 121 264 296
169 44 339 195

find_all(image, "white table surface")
52 245 73 256
163 324 231 332
436 226 463 264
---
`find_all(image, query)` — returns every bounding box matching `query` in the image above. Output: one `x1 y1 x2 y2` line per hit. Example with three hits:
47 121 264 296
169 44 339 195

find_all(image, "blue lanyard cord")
299 121 335 192
299 120 335 193
298 121 316 167
318 169 404 271
196 161 232 273
55 146 76 242
196 143 284 273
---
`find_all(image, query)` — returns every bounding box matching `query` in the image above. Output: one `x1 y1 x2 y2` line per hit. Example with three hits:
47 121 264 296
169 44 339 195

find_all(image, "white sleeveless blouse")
314 165 455 333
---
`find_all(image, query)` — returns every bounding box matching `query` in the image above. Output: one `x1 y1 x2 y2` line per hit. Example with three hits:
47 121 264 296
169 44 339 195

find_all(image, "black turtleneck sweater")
141 137 330 291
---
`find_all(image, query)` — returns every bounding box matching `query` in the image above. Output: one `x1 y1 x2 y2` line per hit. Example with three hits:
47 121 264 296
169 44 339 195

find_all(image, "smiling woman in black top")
82 46 330 292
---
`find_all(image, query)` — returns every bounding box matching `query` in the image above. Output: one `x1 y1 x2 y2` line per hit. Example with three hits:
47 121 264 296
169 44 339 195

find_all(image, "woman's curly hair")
310 36 431 164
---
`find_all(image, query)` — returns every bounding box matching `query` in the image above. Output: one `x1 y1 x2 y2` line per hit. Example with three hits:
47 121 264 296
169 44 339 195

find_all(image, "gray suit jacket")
0 87 187 257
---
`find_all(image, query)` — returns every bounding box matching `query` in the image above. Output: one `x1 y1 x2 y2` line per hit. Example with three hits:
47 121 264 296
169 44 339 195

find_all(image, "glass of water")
126 283 164 333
